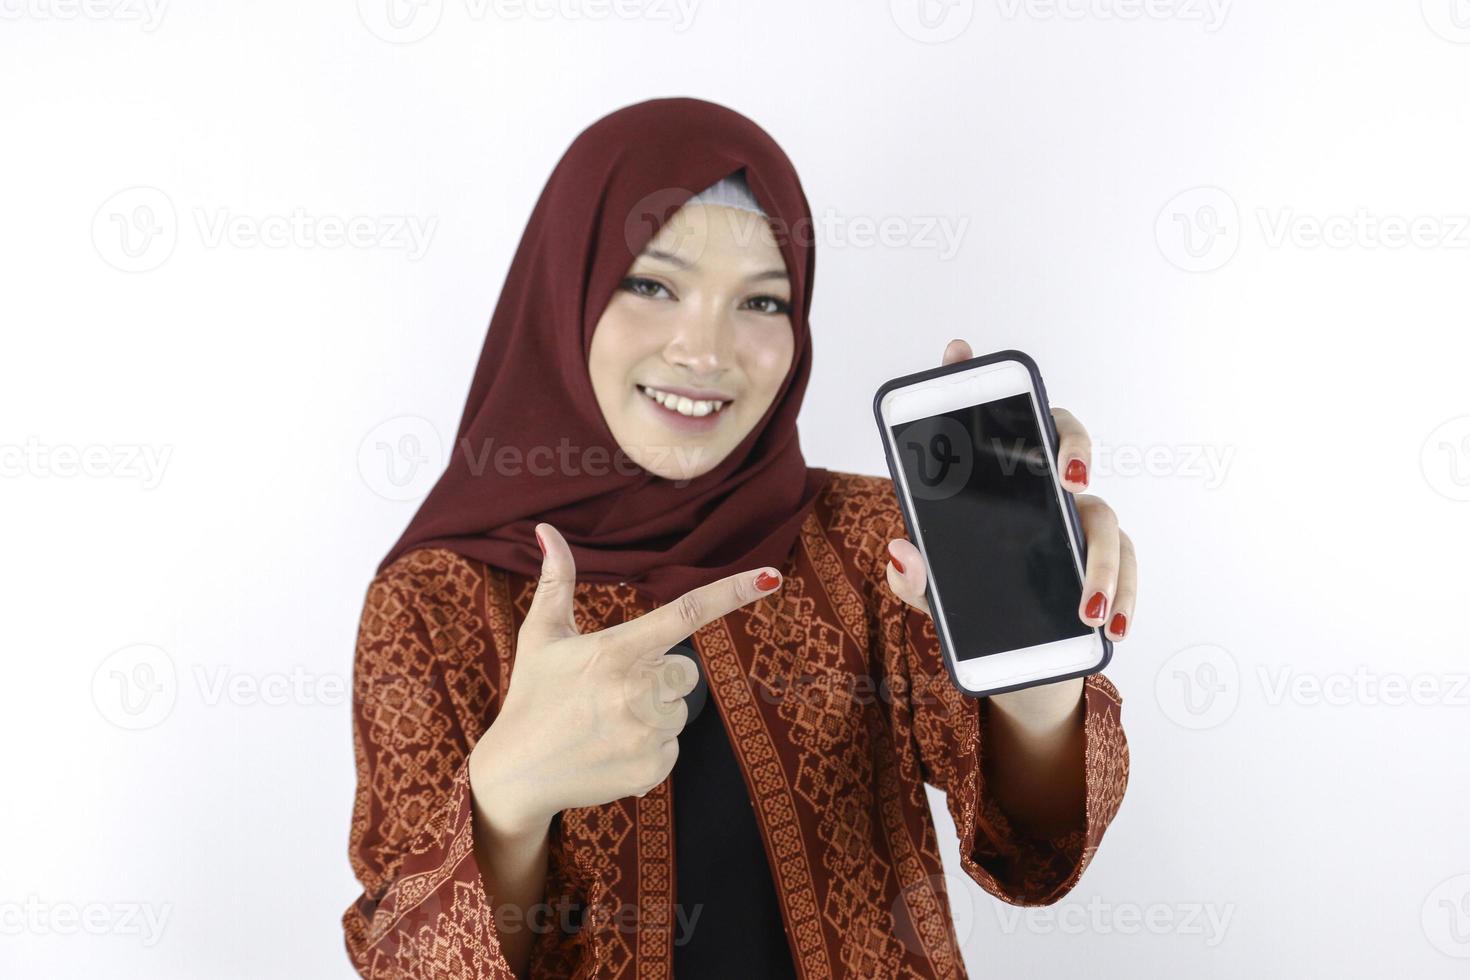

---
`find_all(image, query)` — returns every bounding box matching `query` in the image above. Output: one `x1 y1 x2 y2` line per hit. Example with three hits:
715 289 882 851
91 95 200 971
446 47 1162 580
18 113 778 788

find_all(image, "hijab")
377 97 830 604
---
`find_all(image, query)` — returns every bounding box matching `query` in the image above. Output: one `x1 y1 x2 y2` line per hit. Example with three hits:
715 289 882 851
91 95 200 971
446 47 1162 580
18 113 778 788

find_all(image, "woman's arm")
894 483 1137 842
469 722 554 979
861 418 1130 906
884 336 1138 847
873 567 1130 906
344 565 522 979
982 678 1086 839
344 553 609 979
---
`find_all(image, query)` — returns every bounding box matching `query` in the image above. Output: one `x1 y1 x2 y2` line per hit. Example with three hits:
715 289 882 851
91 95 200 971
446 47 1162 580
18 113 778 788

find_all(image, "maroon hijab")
378 97 830 604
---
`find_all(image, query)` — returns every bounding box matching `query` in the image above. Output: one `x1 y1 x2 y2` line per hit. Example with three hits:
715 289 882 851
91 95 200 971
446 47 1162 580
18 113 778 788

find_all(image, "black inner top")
667 639 799 980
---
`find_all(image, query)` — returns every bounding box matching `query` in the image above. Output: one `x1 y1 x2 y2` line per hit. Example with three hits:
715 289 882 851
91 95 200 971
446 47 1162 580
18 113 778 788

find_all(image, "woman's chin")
620 431 731 483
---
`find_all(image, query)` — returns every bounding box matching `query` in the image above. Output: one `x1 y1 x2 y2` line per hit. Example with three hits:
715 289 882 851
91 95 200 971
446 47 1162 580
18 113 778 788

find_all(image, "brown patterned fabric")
343 472 1130 979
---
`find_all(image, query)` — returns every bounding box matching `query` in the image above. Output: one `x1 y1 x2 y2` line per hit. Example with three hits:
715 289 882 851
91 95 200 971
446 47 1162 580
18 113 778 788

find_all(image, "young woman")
343 97 1134 980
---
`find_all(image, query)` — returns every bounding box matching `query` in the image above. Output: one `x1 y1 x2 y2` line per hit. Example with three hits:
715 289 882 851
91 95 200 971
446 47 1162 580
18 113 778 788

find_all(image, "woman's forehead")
638 204 788 277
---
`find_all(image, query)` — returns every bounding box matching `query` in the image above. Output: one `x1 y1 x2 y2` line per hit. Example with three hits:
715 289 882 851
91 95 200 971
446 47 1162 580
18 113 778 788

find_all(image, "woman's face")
588 201 795 482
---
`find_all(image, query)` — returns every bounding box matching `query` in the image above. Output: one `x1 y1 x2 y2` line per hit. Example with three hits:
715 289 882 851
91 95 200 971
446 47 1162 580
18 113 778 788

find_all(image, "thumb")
941 338 972 366
522 522 578 641
885 537 931 617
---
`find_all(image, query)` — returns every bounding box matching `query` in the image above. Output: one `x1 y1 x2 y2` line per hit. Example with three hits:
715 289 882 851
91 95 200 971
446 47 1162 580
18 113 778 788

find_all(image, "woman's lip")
637 386 727 431
638 383 735 402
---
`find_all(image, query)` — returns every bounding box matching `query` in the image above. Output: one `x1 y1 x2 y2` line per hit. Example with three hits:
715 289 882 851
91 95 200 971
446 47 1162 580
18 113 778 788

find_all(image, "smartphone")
872 349 1111 698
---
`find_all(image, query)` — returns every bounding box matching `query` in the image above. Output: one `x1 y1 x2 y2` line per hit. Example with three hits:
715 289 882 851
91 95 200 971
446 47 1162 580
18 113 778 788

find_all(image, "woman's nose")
664 303 730 374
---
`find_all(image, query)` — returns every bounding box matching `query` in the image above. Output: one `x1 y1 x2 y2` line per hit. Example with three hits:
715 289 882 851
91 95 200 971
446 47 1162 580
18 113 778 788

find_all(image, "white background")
4 1 1469 976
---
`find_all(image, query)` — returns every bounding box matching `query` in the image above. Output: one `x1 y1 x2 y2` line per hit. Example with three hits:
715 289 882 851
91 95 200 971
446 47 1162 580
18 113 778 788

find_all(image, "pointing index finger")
605 567 783 656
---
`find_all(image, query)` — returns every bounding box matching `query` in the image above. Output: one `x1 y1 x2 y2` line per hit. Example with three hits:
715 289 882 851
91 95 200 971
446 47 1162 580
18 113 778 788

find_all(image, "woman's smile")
637 382 732 431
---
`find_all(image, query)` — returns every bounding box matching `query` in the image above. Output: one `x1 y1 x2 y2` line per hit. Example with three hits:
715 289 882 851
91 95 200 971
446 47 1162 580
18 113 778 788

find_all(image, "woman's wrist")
986 676 1085 734
475 782 554 841
469 714 557 838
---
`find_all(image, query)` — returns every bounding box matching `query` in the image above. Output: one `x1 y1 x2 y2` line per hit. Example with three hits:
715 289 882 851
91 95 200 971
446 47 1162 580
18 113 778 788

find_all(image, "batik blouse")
342 472 1131 979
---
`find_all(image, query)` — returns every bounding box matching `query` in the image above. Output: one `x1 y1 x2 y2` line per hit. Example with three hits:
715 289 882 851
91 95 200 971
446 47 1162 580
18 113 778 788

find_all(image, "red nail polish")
535 529 546 556
755 570 781 591
890 554 906 574
1085 591 1107 620
1109 612 1127 637
1065 459 1088 486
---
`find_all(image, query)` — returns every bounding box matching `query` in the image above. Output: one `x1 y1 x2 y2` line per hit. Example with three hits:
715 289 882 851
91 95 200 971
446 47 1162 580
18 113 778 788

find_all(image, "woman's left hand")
885 339 1137 699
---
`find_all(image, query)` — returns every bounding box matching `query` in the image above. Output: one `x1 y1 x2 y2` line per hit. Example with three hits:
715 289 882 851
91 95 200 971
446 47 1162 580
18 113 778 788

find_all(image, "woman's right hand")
468 522 784 835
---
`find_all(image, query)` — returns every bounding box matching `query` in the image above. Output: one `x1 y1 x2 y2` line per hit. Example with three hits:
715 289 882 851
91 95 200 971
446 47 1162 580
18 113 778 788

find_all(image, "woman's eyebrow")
637 249 789 286
639 247 692 269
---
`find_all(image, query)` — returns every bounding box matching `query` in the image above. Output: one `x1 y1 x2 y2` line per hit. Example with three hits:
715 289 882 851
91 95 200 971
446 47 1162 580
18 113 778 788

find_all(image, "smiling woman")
343 97 1131 980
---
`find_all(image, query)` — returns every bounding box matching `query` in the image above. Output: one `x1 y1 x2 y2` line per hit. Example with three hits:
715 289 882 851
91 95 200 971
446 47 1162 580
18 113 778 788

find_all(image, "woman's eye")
621 276 671 299
744 295 792 316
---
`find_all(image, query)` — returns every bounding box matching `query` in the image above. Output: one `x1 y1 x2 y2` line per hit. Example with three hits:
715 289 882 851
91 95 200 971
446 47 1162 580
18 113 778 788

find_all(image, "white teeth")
639 385 728 418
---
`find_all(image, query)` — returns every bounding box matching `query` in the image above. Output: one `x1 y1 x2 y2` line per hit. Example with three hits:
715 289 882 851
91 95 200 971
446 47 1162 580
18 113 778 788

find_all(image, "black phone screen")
889 392 1091 661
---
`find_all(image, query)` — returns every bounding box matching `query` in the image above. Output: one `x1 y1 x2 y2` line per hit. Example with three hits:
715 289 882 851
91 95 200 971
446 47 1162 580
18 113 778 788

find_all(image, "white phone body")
874 351 1110 697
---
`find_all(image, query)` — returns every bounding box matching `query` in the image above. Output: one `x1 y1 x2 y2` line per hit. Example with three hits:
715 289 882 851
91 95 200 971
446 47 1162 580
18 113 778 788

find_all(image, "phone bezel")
873 349 1112 698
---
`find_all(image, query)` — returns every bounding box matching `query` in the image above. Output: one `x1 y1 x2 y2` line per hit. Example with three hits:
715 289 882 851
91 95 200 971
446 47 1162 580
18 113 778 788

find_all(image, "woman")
343 97 1133 980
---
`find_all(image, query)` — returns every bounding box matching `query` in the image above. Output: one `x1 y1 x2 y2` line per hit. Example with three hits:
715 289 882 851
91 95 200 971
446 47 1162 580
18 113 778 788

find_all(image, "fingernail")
1085 591 1107 620
889 553 906 575
1109 612 1127 638
1065 459 1088 486
535 528 546 556
754 570 781 591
